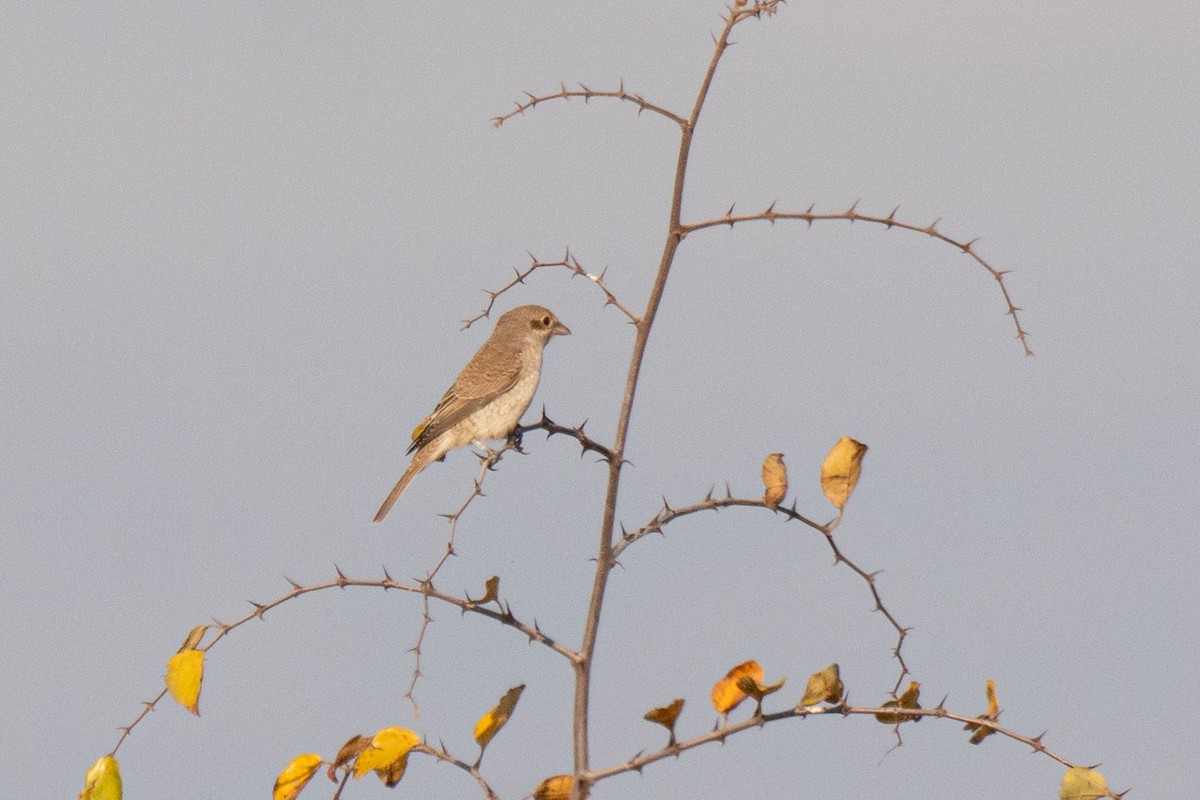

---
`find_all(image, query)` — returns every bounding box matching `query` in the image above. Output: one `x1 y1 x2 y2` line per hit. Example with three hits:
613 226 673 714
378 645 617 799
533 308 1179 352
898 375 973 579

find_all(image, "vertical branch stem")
571 7 757 793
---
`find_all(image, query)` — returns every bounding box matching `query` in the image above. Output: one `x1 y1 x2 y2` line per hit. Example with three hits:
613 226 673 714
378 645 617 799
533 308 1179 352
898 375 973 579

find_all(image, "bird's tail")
373 447 437 523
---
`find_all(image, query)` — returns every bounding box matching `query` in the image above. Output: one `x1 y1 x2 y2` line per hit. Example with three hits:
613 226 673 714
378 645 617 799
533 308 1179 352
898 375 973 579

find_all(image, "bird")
373 304 571 522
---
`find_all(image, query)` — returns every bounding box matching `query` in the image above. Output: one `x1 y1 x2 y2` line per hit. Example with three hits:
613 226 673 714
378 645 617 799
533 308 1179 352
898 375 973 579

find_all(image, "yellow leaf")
272 753 322 800
761 453 788 509
473 684 525 750
1060 767 1111 800
711 660 764 716
963 679 1000 744
79 755 122 800
820 436 868 511
374 753 411 788
799 663 844 706
165 648 204 716
353 727 420 783
643 698 684 745
874 680 921 724
533 775 574 800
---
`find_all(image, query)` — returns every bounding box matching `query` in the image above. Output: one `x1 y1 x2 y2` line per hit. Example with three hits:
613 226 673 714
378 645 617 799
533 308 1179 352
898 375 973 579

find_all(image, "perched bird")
373 305 570 522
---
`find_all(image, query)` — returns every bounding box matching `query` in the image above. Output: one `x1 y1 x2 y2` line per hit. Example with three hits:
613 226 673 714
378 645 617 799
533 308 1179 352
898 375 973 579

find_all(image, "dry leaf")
164 648 204 716
874 680 921 724
644 698 684 745
474 684 526 751
963 679 1000 744
821 436 868 510
799 663 844 706
736 674 786 702
479 576 500 604
328 735 370 781
761 453 788 509
1060 767 1111 800
272 753 322 800
533 775 574 800
711 660 764 716
178 624 208 651
353 727 420 785
79 755 122 800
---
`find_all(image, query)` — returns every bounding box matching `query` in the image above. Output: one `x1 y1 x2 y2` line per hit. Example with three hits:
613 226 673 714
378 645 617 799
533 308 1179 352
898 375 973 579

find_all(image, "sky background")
3 2 1198 798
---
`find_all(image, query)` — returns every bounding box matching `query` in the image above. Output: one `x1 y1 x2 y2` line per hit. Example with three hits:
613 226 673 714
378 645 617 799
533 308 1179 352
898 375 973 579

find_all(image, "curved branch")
109 569 577 756
682 204 1033 356
492 82 686 129
586 701 1078 784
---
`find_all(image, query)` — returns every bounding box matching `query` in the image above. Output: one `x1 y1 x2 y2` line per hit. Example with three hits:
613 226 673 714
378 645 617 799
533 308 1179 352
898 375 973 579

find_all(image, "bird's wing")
407 338 523 453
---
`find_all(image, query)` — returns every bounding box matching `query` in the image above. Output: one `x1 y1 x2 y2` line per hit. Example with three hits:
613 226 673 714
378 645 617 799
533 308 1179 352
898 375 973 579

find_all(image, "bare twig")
463 253 638 331
493 81 687 129
682 203 1033 356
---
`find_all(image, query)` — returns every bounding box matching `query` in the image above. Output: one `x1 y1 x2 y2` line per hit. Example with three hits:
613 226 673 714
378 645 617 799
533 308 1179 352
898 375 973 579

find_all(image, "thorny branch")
110 566 578 756
683 202 1033 356
492 81 687 129
404 416 609 710
462 252 638 331
584 702 1089 785
615 491 912 694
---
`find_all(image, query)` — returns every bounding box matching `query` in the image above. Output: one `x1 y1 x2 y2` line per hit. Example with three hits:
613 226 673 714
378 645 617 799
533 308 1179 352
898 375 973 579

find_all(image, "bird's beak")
554 321 571 336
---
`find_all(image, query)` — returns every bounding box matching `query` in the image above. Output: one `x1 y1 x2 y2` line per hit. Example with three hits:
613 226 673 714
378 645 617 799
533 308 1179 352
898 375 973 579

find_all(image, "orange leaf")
711 660 764 716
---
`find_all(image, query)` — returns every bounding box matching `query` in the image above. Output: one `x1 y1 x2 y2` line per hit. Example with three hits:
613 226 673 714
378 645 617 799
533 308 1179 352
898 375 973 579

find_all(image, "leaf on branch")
328 735 370 781
470 575 500 605
799 663 845 706
737 674 787 711
79 755 122 800
534 774 574 800
164 647 204 716
353 727 420 787
272 753 323 800
644 698 685 745
711 660 765 717
963 679 1000 744
178 624 209 650
761 453 788 509
1060 767 1112 800
474 684 526 754
874 680 921 724
821 436 868 511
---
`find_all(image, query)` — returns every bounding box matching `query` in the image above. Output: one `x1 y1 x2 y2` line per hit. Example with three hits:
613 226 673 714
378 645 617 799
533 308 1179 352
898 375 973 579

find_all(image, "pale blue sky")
3 3 1198 798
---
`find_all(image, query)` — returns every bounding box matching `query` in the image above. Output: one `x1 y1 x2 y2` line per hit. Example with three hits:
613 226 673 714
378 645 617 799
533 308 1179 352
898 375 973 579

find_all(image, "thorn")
962 237 980 251
334 565 348 584
927 217 941 234
845 199 860 216
725 481 733 498
382 566 394 583
726 202 735 217
285 576 301 590
248 600 266 616
1031 730 1047 744
765 200 776 216
661 495 673 513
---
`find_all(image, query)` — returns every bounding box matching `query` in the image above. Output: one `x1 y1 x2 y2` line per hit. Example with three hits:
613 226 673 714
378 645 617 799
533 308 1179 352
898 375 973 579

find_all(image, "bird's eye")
541 315 551 327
